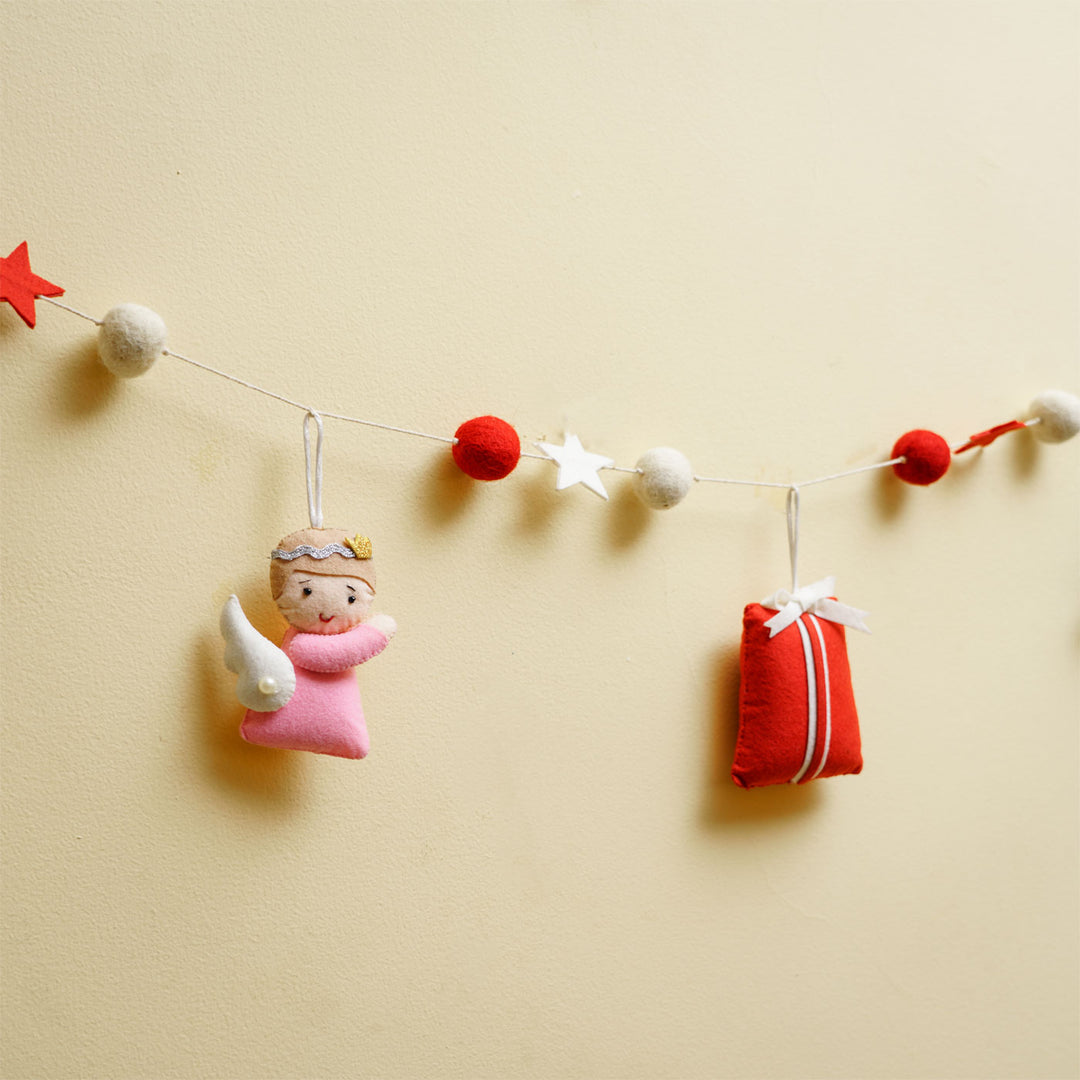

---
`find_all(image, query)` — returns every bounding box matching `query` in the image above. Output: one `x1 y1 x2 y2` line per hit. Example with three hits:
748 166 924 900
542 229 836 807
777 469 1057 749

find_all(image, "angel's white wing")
220 595 296 711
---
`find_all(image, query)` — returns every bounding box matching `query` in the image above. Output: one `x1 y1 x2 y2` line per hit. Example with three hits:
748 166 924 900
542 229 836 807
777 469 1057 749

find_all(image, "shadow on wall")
874 457 906 522
1008 423 1041 479
191 633 307 812
51 333 121 419
421 448 478 528
607 477 651 549
700 641 823 825
419 445 656 549
418 446 576 535
946 427 1042 484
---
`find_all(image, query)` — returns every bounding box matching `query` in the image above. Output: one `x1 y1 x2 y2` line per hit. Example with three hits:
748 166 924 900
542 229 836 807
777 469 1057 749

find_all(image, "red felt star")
0 242 64 328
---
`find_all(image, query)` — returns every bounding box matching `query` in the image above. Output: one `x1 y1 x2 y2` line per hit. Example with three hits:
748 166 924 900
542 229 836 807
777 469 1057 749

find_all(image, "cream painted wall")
2 4 1077 1079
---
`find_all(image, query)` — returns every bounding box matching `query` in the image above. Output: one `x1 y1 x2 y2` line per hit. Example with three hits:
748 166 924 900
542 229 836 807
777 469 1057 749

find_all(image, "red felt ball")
452 415 521 481
891 429 951 485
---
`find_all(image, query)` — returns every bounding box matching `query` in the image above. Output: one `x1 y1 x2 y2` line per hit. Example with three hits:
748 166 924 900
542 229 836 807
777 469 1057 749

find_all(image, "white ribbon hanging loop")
761 576 871 638
786 486 801 591
303 410 325 529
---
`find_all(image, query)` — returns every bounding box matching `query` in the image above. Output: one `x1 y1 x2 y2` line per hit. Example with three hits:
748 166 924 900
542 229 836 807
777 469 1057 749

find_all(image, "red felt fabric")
452 415 521 480
891 429 951 485
953 419 1027 454
731 603 863 788
0 242 64 329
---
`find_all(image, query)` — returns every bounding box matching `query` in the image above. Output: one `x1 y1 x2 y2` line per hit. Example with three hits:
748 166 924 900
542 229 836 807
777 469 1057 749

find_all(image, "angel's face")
276 570 374 634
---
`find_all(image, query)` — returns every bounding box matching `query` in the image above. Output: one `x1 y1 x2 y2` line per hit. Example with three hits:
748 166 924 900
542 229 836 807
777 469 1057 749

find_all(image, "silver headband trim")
271 543 356 561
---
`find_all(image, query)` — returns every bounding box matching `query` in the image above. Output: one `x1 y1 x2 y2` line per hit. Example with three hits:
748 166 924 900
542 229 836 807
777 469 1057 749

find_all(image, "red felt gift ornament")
731 489 871 788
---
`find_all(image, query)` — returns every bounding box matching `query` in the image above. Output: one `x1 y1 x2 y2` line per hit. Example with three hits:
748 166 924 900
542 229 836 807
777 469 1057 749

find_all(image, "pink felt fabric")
240 623 389 759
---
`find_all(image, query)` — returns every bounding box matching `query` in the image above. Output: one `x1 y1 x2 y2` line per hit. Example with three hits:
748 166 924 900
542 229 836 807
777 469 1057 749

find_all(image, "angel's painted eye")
347 595 356 604
302 587 312 597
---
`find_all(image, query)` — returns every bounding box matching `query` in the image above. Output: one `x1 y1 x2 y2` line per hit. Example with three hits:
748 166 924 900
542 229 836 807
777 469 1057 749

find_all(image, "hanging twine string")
693 456 905 490
39 293 1048 492
303 411 325 529
157 342 458 445
41 296 102 324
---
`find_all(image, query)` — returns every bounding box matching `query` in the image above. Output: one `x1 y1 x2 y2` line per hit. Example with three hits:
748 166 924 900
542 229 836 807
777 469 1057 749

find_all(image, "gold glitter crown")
345 534 372 559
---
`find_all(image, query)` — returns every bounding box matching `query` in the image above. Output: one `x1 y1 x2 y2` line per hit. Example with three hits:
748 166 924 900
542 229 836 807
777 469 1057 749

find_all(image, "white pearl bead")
258 676 278 695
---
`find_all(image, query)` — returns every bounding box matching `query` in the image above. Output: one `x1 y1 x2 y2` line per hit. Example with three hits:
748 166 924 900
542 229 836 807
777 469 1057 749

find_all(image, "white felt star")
535 433 615 499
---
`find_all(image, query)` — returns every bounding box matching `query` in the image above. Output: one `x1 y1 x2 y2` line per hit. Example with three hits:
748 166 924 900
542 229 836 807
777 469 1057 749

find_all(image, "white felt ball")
634 447 694 509
1027 389 1080 443
98 303 167 378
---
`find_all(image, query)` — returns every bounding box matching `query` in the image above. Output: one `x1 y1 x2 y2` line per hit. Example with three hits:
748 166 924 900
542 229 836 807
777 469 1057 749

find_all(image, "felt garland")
8 239 1080 780
7 241 1078 505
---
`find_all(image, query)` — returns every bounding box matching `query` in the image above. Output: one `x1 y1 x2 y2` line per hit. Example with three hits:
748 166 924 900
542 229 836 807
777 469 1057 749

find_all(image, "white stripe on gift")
789 613 833 784
790 618 818 784
807 614 833 782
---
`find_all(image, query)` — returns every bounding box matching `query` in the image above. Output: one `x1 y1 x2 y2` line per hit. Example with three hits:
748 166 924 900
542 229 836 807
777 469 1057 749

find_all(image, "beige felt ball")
1027 389 1080 443
634 447 694 509
98 303 167 378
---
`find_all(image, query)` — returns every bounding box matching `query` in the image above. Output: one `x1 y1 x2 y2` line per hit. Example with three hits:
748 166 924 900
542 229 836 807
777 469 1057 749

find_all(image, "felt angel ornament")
221 527 396 759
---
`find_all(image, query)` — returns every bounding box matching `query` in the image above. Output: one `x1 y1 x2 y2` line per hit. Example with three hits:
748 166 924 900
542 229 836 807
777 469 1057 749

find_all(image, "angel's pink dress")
240 623 389 759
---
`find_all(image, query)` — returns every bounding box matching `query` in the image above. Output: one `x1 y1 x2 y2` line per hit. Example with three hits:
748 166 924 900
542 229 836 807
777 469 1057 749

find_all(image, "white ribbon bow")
761 576 871 638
